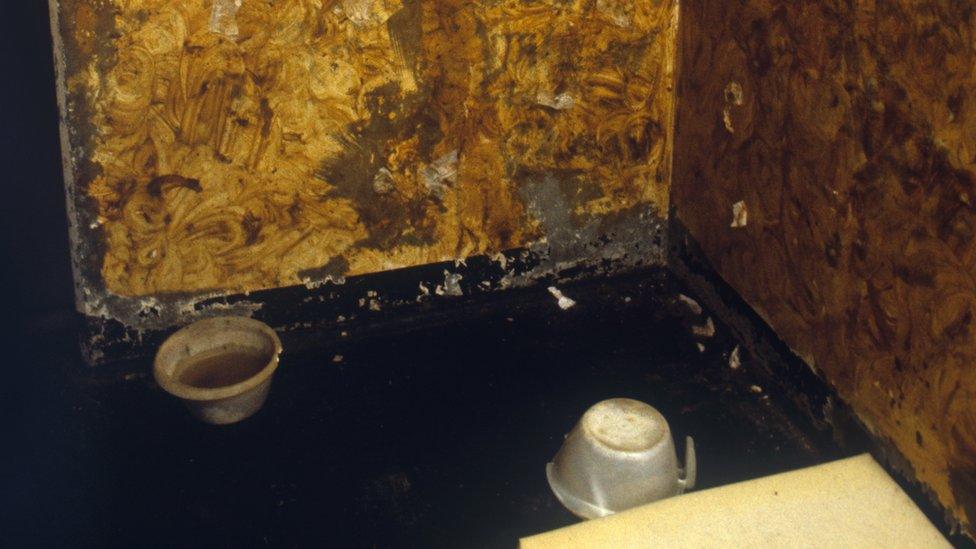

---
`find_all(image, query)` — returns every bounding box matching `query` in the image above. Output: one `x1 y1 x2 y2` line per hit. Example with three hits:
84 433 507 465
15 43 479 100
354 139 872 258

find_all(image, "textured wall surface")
673 0 976 535
51 0 676 312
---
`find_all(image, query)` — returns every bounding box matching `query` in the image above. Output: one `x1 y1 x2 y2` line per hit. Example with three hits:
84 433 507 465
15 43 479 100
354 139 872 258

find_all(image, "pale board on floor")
521 454 949 548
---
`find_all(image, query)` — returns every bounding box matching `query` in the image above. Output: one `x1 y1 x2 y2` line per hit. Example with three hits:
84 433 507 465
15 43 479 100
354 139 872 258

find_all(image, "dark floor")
5 269 855 548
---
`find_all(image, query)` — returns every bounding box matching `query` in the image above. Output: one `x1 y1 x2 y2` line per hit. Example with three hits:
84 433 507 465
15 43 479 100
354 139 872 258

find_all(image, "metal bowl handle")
677 436 697 493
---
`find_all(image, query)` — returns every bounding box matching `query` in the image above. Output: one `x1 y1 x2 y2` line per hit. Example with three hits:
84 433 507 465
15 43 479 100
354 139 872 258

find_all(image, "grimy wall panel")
673 0 976 536
50 0 677 327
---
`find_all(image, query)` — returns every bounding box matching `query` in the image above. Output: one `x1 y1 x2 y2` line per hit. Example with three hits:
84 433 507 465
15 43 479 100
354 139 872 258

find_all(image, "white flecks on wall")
729 345 741 370
731 200 748 228
340 0 394 27
372 168 396 195
210 0 243 38
421 150 459 199
722 81 744 133
596 0 633 27
536 91 576 111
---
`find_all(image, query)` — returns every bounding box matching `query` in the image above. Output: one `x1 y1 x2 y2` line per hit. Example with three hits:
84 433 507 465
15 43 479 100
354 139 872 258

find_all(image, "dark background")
1 0 72 436
0 1 74 326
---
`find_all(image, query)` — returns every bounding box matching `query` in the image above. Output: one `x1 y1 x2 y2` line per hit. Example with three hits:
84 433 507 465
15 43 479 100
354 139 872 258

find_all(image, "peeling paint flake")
731 200 748 228
725 81 744 105
492 252 509 270
442 271 464 297
421 150 459 199
729 345 741 370
210 0 243 38
535 91 575 111
677 293 703 315
372 168 396 195
596 0 633 27
722 81 744 133
548 286 577 310
341 0 394 27
302 274 346 290
692 316 715 338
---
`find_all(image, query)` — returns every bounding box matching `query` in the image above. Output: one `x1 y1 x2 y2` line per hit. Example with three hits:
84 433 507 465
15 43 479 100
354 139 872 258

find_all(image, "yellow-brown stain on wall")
674 0 976 536
54 0 676 297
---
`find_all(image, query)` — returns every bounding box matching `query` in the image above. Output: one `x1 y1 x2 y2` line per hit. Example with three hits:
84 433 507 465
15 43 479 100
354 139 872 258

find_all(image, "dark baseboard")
77 217 668 366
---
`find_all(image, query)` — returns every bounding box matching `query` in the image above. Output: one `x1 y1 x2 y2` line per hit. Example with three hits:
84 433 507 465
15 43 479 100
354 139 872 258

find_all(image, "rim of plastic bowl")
153 317 282 402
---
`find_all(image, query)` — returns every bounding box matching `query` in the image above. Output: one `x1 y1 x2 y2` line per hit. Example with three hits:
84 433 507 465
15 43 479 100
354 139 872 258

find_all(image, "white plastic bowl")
547 398 696 519
153 317 282 425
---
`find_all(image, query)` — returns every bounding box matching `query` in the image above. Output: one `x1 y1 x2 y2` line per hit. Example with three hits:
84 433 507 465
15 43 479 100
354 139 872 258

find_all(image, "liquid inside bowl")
176 346 270 389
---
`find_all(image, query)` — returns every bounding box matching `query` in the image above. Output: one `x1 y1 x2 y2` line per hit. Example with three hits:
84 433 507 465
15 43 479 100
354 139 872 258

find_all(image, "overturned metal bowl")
547 398 696 519
153 317 282 425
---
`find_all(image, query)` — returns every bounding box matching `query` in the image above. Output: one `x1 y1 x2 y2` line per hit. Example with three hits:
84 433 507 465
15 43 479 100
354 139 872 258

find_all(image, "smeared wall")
51 0 676 322
673 0 976 536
